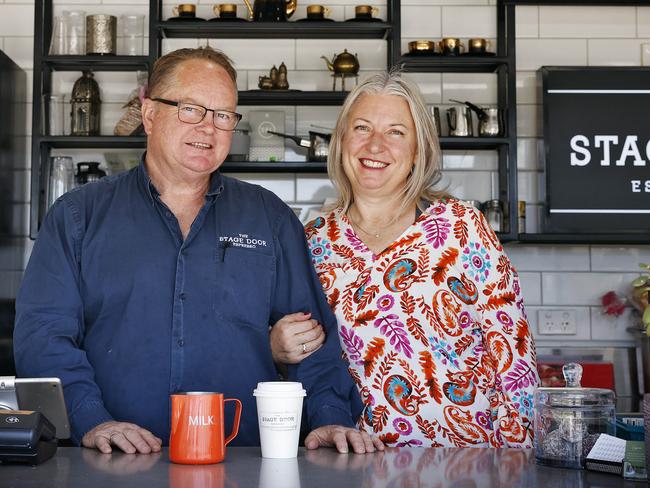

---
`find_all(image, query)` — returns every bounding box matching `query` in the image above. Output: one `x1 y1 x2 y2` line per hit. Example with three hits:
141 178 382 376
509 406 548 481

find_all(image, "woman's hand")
270 312 326 364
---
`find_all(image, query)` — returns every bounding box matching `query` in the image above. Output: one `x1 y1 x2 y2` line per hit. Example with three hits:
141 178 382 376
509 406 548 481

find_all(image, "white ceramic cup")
253 382 306 459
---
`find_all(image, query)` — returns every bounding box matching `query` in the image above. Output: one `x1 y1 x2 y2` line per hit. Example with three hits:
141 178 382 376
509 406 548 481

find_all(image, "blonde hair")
148 47 237 98
327 70 447 215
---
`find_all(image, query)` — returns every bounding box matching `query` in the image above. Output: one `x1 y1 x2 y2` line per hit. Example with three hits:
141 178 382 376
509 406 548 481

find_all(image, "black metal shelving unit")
30 2 156 238
30 1 402 237
32 0 522 240
394 1 519 242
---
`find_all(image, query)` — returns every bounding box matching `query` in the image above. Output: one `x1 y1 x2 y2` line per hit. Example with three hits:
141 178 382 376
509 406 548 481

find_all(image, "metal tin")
86 14 117 55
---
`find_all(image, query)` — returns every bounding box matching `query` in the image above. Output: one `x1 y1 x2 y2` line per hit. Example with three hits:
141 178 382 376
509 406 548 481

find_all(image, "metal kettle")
450 99 503 137
446 105 473 137
321 50 360 76
242 0 296 21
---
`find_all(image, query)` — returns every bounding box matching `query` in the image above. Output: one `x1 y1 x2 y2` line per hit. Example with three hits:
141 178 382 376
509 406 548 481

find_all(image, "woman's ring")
302 343 307 353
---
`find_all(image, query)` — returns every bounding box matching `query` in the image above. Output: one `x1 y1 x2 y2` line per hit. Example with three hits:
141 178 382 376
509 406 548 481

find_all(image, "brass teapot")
321 49 360 76
243 0 296 21
321 50 360 91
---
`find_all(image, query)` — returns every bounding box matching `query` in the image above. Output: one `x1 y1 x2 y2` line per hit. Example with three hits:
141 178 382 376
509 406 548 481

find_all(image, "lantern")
70 70 101 136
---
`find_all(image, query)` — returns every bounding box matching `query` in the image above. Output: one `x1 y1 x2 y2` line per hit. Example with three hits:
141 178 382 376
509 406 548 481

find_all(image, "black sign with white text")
542 67 650 234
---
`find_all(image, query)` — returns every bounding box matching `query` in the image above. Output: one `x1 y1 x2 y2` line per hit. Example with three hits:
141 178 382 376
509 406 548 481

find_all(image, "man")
14 47 382 455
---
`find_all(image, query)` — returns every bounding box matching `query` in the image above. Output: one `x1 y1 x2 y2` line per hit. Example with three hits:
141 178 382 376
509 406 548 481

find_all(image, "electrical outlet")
538 310 577 335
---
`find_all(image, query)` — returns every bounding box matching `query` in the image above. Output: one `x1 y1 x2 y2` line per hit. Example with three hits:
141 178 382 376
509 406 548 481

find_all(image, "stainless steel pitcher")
450 99 503 137
477 107 503 137
446 106 473 137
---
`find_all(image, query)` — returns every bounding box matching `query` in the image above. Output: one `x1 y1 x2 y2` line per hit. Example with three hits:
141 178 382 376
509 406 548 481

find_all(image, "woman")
271 71 538 448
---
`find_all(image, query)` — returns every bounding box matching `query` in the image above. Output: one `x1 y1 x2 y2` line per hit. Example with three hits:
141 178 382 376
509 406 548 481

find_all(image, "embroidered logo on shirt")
219 233 268 249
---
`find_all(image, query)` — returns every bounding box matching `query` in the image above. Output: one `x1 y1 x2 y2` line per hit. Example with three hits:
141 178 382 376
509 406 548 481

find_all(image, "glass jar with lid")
534 363 616 469
482 199 503 233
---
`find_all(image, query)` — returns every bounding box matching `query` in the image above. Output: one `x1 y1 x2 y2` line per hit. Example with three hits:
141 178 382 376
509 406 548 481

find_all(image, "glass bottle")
48 156 75 208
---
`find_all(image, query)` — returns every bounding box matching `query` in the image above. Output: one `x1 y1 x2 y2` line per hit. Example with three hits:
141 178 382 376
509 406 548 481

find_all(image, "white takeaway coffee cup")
253 381 306 458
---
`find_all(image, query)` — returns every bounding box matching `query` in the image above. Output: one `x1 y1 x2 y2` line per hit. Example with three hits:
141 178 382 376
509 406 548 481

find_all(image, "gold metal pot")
321 49 360 75
408 40 435 53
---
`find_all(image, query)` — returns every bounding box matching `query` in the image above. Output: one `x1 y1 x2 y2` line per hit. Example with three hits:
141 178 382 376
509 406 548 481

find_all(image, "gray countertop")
1 446 646 487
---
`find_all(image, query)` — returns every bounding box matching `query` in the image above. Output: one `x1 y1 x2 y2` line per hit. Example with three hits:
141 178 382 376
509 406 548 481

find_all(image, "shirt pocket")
215 246 274 331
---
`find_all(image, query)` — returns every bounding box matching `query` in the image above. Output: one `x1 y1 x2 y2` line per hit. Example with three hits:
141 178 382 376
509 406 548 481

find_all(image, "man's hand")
270 312 325 364
305 425 385 454
81 421 162 454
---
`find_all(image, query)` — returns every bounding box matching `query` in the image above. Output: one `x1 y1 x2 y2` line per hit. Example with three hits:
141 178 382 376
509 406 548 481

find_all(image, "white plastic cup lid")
253 381 306 398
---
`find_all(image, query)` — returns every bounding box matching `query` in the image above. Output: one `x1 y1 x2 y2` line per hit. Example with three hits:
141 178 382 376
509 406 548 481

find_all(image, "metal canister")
518 201 526 234
86 14 117 55
483 199 503 233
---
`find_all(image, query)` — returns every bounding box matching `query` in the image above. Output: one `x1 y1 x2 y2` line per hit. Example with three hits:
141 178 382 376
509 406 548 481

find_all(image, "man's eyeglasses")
151 98 242 131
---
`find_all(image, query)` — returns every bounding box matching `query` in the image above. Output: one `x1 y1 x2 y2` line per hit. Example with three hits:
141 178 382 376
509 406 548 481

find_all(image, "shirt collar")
137 153 225 204
207 170 224 197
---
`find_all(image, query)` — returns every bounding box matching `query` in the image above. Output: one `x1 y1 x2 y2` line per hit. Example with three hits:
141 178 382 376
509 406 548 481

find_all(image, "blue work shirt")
14 160 357 445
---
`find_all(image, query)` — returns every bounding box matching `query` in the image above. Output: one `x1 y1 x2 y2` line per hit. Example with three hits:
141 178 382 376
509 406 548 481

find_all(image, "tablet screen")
0 377 71 439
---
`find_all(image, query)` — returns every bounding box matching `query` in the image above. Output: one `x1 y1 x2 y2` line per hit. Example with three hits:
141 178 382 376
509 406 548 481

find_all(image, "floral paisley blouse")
304 198 538 448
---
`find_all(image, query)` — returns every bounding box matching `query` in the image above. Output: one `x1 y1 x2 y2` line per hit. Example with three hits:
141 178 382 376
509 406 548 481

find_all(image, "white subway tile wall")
538 6 635 39
588 39 648 66
0 0 647 349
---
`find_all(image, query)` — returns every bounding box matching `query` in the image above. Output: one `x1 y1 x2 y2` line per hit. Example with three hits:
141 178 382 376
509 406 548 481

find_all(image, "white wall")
0 1 647 348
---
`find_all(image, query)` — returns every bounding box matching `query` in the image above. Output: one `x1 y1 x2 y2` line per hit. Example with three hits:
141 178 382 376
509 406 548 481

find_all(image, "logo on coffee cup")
189 415 215 426
259 411 297 431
